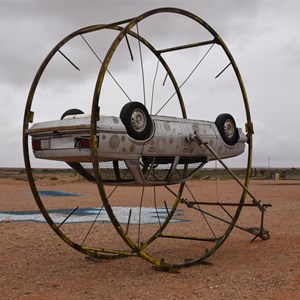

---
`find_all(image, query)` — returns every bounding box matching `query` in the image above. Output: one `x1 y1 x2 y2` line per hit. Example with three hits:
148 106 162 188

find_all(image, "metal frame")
23 7 264 270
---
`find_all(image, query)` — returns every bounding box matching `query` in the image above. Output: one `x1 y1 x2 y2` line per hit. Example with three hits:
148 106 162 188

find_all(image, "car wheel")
60 108 84 120
215 113 239 146
120 102 153 140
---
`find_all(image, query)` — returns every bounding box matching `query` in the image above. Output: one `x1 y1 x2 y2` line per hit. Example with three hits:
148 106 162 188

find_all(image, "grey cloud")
0 0 299 167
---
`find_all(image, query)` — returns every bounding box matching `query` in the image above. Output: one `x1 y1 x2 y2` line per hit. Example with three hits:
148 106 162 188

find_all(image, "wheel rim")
224 119 235 139
131 108 147 132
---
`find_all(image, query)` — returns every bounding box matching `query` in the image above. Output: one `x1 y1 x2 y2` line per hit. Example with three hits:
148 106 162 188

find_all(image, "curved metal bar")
23 22 146 257
90 7 252 269
23 18 186 265
90 19 187 269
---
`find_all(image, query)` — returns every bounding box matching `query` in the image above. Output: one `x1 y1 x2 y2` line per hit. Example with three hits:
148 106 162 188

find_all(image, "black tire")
215 113 239 146
120 102 153 140
60 108 84 120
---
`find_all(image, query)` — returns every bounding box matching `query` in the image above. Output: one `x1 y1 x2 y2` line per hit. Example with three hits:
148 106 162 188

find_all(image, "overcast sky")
0 0 299 168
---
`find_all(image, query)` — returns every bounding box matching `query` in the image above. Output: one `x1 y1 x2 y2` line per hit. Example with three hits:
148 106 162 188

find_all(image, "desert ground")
0 169 299 300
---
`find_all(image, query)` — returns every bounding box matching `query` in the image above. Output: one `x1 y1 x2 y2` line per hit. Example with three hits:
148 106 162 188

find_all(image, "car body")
28 104 247 186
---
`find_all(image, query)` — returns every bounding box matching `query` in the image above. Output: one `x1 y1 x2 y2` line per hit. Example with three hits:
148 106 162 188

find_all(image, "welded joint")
180 198 193 208
245 122 254 135
249 227 270 242
27 110 34 124
186 131 207 145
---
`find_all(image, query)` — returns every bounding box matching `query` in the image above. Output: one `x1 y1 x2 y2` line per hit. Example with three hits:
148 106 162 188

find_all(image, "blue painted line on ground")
38 191 82 197
0 207 189 224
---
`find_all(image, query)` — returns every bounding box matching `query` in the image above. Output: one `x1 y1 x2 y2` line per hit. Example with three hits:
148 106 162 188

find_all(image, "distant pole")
268 157 271 180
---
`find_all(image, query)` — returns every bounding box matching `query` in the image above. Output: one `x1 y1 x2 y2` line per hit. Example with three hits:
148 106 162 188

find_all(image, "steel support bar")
82 246 137 257
157 39 216 54
158 233 219 242
186 201 272 207
192 132 265 211
180 198 269 239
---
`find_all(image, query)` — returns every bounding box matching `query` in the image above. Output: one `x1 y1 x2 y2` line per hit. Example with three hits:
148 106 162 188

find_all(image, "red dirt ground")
0 176 299 299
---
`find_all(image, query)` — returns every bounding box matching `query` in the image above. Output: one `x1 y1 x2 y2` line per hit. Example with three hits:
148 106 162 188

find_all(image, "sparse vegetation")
192 167 300 180
0 167 300 182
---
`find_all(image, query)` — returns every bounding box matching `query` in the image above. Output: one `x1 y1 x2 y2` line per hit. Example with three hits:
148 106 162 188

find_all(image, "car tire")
120 102 153 140
215 113 239 146
61 108 84 120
